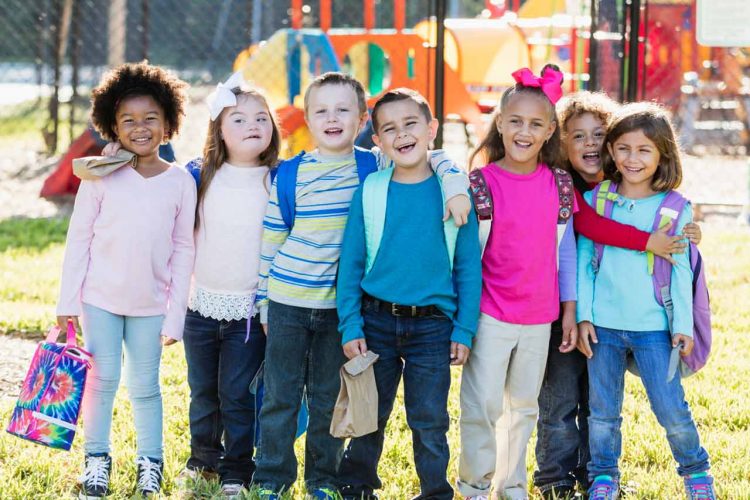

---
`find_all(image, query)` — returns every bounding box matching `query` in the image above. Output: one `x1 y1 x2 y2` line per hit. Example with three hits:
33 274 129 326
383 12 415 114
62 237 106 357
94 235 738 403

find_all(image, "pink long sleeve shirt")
56 164 197 340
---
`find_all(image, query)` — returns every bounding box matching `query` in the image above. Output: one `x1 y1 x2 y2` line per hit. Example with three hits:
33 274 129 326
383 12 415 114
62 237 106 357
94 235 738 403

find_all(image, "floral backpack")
6 321 92 450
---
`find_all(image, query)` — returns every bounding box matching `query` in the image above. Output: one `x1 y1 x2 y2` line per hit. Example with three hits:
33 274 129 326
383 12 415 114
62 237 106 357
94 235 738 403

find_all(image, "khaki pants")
457 314 551 499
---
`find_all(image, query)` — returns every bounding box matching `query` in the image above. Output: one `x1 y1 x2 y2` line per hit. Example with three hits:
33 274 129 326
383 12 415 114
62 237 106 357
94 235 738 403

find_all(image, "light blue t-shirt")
577 189 694 335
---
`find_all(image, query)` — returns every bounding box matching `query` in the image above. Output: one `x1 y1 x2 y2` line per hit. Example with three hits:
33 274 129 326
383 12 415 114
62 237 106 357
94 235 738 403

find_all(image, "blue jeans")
80 303 164 459
337 301 454 500
183 309 265 485
253 301 345 492
534 322 590 492
587 326 710 481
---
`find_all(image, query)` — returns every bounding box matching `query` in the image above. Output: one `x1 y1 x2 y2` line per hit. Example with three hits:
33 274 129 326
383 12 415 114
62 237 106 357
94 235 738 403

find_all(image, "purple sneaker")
684 472 716 500
588 475 619 500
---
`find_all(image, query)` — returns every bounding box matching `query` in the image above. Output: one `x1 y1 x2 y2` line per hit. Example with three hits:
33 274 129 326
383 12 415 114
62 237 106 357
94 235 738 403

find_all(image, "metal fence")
1 0 748 161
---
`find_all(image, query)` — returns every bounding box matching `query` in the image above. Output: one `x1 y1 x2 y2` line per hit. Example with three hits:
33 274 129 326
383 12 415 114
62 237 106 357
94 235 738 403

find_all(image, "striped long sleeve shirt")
255 148 467 322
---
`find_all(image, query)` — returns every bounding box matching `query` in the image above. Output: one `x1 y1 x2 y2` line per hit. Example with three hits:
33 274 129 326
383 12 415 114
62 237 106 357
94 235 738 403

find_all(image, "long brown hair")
196 89 281 228
603 102 682 192
470 64 562 170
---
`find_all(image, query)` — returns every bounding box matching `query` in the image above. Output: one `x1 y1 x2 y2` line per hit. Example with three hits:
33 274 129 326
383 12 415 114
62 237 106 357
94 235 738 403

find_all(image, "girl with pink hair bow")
457 64 578 500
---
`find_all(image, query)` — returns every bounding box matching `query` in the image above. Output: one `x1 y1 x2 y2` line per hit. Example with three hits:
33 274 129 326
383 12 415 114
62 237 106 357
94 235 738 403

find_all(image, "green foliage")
0 221 747 498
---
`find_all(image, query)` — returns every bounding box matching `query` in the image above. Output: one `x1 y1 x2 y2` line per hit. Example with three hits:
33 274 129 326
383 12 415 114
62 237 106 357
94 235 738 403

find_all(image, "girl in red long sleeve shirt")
533 92 701 499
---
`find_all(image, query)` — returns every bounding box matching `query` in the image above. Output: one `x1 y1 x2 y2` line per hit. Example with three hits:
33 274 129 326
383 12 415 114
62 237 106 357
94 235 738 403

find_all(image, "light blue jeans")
80 303 165 459
587 326 710 481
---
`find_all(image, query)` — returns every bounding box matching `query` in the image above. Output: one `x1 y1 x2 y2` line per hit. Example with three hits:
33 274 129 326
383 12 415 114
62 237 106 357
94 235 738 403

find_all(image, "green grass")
0 99 89 153
0 220 748 498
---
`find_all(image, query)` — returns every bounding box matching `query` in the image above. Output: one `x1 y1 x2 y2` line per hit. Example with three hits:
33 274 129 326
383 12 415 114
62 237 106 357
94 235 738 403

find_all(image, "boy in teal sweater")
336 88 482 500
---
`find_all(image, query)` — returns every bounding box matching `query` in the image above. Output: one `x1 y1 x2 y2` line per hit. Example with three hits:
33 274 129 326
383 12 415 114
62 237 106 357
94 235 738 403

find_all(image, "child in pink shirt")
458 65 577 500
56 62 195 498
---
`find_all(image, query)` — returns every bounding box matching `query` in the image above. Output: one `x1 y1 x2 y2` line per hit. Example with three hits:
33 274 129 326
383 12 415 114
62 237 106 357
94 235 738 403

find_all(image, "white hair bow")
206 71 247 121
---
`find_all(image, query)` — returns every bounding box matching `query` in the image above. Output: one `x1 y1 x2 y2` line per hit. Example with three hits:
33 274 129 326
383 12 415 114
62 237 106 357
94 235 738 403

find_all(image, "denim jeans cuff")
538 478 577 493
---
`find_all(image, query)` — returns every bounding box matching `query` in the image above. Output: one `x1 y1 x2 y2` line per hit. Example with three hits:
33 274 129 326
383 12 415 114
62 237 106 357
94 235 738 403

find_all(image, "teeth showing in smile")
514 140 531 148
132 137 151 145
396 143 415 154
325 128 343 136
624 166 644 173
583 152 599 160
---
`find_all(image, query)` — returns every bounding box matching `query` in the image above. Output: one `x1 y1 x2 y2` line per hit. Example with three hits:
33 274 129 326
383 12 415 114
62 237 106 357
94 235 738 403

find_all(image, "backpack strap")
362 169 394 274
469 169 492 258
591 180 619 272
354 146 379 183
552 168 575 265
650 191 689 308
185 157 202 188
275 151 306 230
362 169 459 274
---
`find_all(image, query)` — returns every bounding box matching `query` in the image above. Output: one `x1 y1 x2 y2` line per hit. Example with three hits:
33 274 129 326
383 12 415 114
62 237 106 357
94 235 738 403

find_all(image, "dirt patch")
0 336 40 403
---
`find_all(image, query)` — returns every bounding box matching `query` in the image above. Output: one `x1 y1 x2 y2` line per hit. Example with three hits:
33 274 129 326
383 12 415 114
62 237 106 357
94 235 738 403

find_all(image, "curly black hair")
90 61 189 142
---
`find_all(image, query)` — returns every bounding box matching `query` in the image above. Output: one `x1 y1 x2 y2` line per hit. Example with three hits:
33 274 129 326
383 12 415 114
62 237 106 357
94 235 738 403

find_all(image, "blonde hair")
196 89 281 228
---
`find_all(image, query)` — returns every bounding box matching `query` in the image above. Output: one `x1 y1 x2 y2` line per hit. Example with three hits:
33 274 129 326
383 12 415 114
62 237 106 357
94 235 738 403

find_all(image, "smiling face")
497 93 556 171
113 94 168 159
220 94 274 166
305 83 368 156
372 99 437 170
564 112 607 183
607 129 661 192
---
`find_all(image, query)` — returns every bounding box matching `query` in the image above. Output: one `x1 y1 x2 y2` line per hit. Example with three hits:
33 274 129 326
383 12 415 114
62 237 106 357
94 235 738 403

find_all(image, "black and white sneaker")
135 456 164 497
78 453 112 499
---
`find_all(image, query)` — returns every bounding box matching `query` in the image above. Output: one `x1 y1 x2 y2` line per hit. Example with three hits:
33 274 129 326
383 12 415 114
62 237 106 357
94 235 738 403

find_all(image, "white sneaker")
221 482 245 498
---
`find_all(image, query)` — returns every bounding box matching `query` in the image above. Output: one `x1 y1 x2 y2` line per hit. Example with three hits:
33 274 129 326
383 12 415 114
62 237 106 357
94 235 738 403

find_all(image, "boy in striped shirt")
253 72 470 499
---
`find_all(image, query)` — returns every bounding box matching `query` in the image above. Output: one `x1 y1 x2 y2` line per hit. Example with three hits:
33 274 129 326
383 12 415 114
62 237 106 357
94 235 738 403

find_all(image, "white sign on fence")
696 0 750 47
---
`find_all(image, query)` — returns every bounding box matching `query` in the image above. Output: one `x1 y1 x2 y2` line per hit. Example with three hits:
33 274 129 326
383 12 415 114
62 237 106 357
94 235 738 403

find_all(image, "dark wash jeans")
337 300 454 500
252 301 346 492
534 321 590 493
182 309 266 485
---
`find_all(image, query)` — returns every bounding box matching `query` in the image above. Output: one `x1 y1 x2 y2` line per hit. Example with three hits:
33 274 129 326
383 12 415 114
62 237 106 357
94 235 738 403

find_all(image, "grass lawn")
0 217 748 498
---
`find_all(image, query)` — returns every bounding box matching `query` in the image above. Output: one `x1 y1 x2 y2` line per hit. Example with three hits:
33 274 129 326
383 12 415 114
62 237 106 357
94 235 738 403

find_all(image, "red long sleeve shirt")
573 184 650 251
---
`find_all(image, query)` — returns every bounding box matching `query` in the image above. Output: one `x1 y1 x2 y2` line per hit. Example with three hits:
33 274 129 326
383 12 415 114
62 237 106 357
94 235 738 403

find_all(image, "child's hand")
343 338 368 360
577 321 597 359
450 342 470 365
261 323 268 336
646 221 686 264
682 222 702 245
101 141 122 157
162 336 178 346
560 304 578 353
56 315 80 332
673 333 694 356
444 194 471 227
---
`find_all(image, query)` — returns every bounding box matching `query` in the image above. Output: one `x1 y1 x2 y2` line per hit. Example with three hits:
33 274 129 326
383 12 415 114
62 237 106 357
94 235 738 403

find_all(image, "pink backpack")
6 322 92 450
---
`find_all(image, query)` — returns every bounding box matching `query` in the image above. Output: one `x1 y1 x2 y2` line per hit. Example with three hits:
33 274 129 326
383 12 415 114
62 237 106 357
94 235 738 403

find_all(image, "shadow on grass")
0 216 69 252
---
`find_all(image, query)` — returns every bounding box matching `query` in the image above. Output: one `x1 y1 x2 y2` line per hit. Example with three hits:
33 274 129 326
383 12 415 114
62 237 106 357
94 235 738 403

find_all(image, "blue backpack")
186 146 378 228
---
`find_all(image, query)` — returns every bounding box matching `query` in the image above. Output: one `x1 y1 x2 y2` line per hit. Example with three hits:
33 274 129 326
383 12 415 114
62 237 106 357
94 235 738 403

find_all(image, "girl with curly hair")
56 61 195 498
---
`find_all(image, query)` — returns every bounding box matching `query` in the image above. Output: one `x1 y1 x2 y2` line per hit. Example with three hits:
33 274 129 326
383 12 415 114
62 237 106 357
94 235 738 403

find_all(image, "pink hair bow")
511 67 564 104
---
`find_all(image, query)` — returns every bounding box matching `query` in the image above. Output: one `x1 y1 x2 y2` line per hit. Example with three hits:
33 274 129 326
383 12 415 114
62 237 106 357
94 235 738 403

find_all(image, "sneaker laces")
590 482 615 500
79 456 109 489
136 457 162 493
686 482 713 500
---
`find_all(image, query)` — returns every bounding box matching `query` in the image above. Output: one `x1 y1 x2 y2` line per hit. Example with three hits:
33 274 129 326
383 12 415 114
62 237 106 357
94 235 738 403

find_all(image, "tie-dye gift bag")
6 321 92 450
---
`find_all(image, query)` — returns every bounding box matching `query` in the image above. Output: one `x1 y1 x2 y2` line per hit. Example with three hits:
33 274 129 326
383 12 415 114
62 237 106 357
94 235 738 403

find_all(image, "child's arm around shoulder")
161 171 197 344
337 186 369 359
371 147 471 226
56 179 104 328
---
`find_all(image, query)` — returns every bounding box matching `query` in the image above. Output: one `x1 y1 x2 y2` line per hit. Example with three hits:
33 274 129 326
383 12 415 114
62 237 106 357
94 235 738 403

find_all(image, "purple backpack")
591 180 712 379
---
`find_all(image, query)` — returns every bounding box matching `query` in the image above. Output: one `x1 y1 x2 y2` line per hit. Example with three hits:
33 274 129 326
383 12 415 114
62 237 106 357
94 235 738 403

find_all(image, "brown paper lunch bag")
330 350 379 439
72 149 137 180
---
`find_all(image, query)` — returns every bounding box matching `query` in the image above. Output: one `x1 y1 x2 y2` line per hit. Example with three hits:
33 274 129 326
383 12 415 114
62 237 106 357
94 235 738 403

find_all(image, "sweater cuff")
450 327 473 348
258 303 269 324
341 325 365 346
